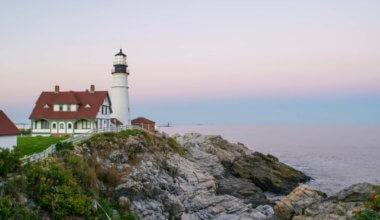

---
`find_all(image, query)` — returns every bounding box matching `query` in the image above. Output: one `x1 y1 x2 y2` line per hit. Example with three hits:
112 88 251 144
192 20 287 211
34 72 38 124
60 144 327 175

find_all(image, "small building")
131 117 156 132
29 85 112 136
0 110 20 149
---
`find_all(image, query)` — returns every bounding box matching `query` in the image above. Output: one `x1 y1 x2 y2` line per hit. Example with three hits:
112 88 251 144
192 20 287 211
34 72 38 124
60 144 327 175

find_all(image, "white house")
29 49 132 136
29 85 113 136
0 110 20 149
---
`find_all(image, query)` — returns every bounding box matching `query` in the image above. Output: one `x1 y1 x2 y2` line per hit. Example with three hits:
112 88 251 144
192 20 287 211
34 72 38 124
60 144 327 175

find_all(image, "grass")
167 137 186 156
87 129 152 146
17 136 68 156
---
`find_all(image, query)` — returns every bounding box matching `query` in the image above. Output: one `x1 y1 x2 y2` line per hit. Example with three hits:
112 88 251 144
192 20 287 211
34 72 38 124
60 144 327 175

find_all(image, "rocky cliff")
76 131 310 219
4 130 376 219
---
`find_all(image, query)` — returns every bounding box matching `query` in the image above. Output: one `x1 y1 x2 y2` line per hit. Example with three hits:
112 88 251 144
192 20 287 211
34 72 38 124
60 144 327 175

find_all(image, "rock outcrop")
78 132 310 219
274 183 380 220
231 153 310 194
274 184 327 219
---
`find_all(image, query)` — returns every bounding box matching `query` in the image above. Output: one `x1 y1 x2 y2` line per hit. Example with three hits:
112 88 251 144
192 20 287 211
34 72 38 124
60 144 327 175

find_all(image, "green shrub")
25 162 93 219
0 196 12 219
62 155 98 194
98 198 136 220
55 141 74 152
355 192 380 220
20 129 32 135
167 137 185 156
0 196 38 220
0 148 21 177
355 208 379 220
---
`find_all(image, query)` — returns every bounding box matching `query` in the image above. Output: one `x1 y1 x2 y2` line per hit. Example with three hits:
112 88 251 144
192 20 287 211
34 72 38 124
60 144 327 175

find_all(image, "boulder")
231 152 311 194
216 175 271 207
273 184 326 219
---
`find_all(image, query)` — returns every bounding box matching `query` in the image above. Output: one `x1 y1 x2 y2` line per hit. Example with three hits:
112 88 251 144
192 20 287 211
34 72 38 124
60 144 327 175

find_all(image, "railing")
22 144 56 164
21 125 142 164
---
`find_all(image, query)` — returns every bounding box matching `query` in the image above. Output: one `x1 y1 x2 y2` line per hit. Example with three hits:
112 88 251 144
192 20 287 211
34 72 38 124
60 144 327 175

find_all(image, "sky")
0 0 379 125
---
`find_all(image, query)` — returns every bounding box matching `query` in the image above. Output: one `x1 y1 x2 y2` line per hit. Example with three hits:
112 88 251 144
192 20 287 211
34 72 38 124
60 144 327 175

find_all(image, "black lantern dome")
113 49 128 74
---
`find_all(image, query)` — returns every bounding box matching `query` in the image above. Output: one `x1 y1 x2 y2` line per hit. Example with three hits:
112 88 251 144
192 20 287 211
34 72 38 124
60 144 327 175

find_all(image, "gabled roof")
0 110 20 136
132 117 155 124
29 90 111 120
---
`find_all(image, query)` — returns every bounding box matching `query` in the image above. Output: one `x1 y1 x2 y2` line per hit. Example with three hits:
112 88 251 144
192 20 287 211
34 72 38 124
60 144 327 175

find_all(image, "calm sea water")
158 125 380 195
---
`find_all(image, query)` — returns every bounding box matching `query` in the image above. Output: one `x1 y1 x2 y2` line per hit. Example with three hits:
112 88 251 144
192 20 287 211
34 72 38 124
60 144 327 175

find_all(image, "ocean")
158 125 380 195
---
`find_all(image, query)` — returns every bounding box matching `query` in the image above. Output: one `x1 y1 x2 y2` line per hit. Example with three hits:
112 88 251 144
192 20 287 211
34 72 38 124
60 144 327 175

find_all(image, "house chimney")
90 85 95 93
54 85 59 94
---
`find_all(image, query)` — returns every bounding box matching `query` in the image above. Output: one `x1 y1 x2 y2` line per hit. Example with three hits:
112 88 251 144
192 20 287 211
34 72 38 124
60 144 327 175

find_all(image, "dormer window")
59 105 63 111
43 104 50 109
85 104 91 108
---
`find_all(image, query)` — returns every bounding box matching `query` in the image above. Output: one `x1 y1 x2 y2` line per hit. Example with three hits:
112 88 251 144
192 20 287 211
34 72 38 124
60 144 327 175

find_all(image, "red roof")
132 117 155 124
111 118 123 126
29 90 111 120
0 110 20 136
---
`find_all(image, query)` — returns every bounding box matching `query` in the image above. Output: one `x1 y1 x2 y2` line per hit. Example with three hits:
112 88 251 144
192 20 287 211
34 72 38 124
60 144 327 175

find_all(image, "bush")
98 198 136 220
20 129 32 135
55 141 74 152
167 137 185 156
355 191 380 220
0 148 21 177
25 162 93 219
0 196 38 220
355 208 378 220
62 155 98 194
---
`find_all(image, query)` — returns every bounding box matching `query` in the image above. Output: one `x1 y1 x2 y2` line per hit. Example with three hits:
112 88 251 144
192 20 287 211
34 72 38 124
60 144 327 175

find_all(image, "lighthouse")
111 49 131 126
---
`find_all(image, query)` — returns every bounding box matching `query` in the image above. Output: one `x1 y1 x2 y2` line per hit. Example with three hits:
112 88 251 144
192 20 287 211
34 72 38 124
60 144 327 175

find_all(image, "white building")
29 49 132 136
0 110 20 149
111 49 131 126
30 85 112 136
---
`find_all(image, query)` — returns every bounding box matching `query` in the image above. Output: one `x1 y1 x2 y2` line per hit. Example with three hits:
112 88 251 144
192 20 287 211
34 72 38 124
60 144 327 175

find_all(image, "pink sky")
0 0 380 123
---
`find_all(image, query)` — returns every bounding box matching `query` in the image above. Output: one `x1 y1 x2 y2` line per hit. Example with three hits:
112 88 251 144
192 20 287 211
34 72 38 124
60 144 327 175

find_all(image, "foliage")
25 162 93 219
98 198 136 220
55 141 74 152
97 166 122 187
368 191 380 211
355 192 380 220
20 129 32 135
17 136 67 156
355 208 379 220
88 129 152 146
0 148 21 177
0 196 38 220
167 137 185 156
62 155 98 194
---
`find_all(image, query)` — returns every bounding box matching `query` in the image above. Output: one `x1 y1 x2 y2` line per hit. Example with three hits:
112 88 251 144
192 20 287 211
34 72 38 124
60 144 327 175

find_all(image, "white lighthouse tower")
111 49 131 126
